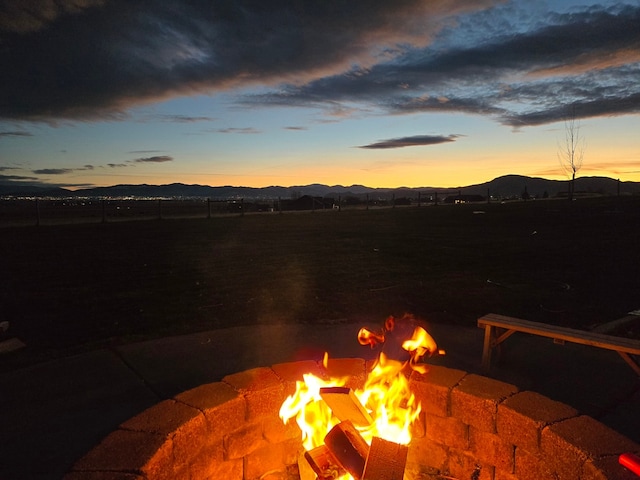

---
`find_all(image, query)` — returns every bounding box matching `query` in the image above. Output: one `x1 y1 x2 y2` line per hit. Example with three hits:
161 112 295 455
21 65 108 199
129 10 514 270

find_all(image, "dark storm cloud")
2 1 638 128
359 134 461 149
0 0 106 33
246 4 640 126
0 0 497 121
132 155 174 163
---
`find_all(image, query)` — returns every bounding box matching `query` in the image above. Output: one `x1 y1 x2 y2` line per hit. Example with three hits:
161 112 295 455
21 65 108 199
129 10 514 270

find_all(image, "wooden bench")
477 313 640 376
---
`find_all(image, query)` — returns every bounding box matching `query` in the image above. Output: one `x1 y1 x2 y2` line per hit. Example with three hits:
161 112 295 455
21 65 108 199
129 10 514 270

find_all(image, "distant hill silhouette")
1 175 639 199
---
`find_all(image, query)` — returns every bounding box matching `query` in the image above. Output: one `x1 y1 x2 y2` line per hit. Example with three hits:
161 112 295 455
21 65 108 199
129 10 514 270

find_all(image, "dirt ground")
2 196 639 371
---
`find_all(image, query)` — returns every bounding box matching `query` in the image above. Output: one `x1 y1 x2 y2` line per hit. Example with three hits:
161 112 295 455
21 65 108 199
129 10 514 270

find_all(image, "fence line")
0 192 480 227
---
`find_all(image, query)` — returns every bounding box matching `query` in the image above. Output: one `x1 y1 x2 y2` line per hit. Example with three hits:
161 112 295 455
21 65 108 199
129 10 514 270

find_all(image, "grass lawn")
2 196 640 370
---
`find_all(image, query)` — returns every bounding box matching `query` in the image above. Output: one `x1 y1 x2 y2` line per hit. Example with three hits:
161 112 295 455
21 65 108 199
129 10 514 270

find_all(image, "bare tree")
558 108 585 201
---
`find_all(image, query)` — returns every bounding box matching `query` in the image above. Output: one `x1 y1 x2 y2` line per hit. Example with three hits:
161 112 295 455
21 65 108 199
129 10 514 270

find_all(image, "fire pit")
65 360 640 480
65 317 639 480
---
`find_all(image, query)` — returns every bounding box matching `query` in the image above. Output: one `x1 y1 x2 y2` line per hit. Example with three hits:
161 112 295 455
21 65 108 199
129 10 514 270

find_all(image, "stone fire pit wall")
65 358 639 480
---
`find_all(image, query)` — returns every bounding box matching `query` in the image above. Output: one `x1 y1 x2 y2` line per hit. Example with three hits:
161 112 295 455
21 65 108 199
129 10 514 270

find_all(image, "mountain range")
1 175 639 200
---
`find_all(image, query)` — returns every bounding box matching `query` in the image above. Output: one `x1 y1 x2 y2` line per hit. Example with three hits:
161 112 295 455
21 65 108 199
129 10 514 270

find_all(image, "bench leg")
618 352 640 377
481 325 493 373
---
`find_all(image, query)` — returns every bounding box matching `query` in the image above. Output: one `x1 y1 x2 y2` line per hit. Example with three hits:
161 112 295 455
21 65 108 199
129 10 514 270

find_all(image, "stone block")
584 455 640 480
263 415 302 444
203 458 243 480
174 381 240 409
243 439 300 480
410 411 426 439
223 366 286 420
542 415 640 480
225 421 266 460
184 439 225 480
448 448 494 480
469 427 515 474
248 382 287 420
120 399 203 436
207 396 246 438
223 366 283 392
497 391 578 454
451 374 518 433
72 429 173 480
540 425 588 480
494 471 519 480
407 436 448 472
175 382 246 439
514 449 556 480
271 360 325 382
425 413 468 451
119 399 207 468
272 360 325 397
410 365 467 417
548 415 640 457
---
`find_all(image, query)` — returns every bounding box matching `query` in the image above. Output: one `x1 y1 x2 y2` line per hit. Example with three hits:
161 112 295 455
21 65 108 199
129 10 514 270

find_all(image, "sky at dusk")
0 0 639 190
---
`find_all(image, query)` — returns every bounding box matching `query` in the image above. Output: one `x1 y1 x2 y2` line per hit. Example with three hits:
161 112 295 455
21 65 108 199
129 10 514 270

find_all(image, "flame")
280 315 442 479
354 353 418 445
279 372 347 451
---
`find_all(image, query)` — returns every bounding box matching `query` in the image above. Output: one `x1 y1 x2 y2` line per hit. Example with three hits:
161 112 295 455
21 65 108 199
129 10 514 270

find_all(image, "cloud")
144 114 216 123
359 134 461 149
244 4 640 127
0 0 498 121
31 165 97 175
0 130 33 138
1 1 638 129
0 0 106 34
215 127 261 134
108 163 128 168
0 173 38 182
32 168 74 175
132 155 174 163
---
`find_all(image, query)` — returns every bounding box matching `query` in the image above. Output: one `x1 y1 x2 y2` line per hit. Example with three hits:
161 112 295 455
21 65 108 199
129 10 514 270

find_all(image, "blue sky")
1 0 639 190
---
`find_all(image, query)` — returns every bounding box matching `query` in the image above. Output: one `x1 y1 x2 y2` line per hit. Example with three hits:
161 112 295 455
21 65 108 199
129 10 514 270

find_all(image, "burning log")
319 387 373 427
361 437 408 480
303 445 346 479
324 420 370 480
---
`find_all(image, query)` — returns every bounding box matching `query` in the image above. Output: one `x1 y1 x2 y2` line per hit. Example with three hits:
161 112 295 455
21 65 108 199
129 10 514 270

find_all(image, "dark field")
2 197 640 371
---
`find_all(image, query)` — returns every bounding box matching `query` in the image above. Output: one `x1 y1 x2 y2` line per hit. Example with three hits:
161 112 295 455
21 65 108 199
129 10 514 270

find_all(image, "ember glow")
280 315 443 479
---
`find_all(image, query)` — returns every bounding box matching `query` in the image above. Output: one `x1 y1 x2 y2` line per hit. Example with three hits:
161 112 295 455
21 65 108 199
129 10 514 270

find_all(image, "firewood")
303 445 346 479
324 420 370 480
298 450 319 480
362 437 408 480
319 387 373 426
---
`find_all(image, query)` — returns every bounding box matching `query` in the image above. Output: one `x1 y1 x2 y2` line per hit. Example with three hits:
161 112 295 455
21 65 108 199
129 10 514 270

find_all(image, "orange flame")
280 315 443 479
